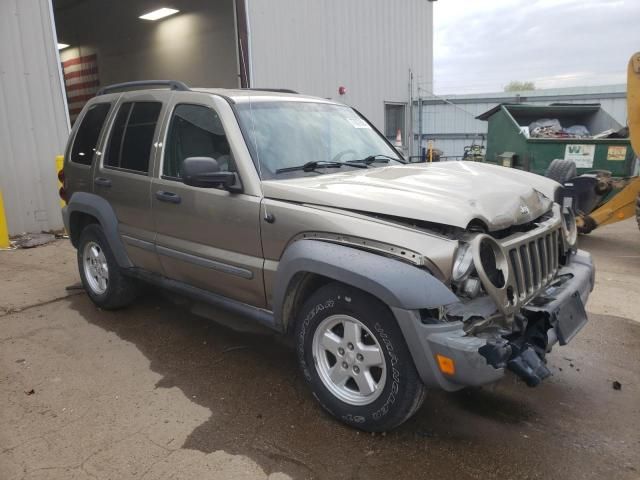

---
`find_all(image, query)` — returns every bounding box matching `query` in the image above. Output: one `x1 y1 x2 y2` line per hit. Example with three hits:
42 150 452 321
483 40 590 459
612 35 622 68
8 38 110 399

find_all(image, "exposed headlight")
561 206 577 248
452 242 475 282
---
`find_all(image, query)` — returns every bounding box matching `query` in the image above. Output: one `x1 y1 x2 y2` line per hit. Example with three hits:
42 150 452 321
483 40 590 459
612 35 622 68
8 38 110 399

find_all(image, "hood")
262 161 558 231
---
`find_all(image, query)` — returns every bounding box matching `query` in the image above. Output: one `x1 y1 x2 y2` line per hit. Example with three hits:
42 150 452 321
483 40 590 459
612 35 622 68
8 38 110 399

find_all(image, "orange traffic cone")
394 129 402 147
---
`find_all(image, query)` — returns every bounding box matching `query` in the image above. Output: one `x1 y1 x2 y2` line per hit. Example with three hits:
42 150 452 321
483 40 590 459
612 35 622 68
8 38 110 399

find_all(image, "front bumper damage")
394 250 595 391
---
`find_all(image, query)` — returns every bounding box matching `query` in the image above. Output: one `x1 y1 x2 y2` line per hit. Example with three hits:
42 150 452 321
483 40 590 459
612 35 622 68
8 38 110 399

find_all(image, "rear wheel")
545 159 577 184
77 224 138 309
294 282 426 431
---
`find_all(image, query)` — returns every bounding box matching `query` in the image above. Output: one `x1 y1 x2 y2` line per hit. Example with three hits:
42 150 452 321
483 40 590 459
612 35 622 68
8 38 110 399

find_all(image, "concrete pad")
0 240 79 315
579 218 640 322
0 222 639 479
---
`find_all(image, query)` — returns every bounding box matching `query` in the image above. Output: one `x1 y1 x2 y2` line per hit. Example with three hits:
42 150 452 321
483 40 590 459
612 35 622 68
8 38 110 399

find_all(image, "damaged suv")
60 81 595 431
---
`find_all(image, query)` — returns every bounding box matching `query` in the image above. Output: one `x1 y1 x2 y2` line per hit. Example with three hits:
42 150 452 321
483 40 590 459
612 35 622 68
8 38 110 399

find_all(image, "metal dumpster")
477 103 635 177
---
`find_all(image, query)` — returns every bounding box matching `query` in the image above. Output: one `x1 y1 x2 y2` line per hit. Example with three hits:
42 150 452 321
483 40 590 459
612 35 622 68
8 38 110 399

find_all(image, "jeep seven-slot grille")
506 228 561 301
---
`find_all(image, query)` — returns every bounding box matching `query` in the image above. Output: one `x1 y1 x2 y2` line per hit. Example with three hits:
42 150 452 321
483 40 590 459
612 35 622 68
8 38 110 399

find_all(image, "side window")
163 104 233 179
104 101 162 173
70 103 111 165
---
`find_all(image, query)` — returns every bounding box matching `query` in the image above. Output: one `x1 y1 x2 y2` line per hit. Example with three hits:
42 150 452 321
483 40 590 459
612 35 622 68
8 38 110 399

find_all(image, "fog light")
436 354 456 375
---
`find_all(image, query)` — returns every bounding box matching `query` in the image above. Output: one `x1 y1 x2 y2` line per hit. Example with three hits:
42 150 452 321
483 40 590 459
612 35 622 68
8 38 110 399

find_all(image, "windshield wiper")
276 160 366 174
346 154 404 166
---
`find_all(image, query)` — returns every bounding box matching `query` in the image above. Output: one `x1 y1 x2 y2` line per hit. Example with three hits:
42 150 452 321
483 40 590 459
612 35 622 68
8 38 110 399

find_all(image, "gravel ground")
1 219 639 479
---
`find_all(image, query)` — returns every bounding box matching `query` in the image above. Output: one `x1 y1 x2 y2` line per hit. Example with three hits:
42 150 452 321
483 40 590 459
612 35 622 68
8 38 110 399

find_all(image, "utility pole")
417 84 423 161
408 69 413 159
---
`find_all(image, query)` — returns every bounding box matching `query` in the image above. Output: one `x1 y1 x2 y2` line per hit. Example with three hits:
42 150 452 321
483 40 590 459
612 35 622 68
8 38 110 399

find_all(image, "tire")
77 224 138 310
545 159 577 184
294 282 426 431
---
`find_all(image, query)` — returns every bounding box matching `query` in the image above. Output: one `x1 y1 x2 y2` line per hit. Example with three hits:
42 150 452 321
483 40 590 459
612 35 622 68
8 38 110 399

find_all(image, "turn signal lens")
436 354 455 375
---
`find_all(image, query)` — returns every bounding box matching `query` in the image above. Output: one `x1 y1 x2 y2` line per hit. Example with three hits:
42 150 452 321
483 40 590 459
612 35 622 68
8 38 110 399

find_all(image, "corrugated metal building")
248 0 433 133
1 0 433 234
416 85 627 159
0 0 70 234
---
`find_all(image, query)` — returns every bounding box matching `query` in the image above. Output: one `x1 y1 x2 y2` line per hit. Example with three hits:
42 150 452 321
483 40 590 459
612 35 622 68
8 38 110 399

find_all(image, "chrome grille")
505 228 561 301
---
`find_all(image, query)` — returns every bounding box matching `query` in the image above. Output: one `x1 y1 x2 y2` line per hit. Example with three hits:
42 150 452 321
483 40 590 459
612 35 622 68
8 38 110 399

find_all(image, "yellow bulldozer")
570 52 640 233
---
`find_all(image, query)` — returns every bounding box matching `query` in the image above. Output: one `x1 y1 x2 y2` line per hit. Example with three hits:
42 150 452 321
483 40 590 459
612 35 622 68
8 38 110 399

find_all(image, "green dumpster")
477 103 635 177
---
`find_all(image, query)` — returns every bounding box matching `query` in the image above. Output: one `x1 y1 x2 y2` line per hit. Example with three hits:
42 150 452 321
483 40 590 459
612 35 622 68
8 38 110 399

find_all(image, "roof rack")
97 80 190 96
243 88 299 94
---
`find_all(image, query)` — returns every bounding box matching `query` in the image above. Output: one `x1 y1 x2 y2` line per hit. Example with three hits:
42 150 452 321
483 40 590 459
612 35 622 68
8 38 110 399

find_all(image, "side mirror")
181 157 239 190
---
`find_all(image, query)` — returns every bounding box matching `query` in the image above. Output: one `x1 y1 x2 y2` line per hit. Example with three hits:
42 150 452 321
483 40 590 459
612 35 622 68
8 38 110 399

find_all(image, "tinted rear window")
104 102 161 173
70 103 111 165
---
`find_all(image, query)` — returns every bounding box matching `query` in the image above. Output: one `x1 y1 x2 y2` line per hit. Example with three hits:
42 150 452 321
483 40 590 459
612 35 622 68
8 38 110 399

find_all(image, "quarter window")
163 104 233 178
104 102 161 173
70 103 111 165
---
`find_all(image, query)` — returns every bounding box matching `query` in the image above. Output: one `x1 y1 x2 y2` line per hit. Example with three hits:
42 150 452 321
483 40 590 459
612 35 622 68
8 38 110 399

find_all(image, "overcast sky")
432 0 639 95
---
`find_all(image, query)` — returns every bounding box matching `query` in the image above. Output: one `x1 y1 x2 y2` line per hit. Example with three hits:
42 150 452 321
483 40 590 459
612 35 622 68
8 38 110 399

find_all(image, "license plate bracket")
554 291 588 345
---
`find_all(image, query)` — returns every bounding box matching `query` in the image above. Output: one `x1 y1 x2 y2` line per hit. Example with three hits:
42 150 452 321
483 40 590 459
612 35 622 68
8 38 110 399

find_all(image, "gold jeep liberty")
60 81 595 431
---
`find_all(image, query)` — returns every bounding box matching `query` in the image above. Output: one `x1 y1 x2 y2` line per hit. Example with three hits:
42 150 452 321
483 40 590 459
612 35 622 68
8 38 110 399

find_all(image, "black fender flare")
272 239 458 329
63 192 133 268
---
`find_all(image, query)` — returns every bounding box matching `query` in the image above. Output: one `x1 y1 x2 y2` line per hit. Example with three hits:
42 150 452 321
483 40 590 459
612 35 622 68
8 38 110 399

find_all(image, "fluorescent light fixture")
139 8 179 21
57 43 70 50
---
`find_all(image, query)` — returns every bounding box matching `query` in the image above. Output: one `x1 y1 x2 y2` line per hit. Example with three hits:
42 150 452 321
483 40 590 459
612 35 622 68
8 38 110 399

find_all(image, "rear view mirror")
181 157 239 191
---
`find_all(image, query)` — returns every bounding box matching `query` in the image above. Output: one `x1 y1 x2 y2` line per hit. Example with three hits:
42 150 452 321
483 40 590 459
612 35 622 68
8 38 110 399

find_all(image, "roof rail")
97 80 190 96
243 88 299 94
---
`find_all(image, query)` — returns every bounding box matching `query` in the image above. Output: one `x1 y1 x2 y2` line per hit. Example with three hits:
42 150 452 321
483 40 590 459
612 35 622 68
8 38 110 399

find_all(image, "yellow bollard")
0 189 10 249
56 155 65 208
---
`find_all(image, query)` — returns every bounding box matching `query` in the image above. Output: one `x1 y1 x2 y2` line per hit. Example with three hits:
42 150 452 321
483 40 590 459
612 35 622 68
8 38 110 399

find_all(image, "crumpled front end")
394 205 595 390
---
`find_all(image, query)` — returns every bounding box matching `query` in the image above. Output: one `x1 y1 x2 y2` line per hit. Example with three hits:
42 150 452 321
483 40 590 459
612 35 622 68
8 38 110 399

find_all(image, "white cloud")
432 0 639 94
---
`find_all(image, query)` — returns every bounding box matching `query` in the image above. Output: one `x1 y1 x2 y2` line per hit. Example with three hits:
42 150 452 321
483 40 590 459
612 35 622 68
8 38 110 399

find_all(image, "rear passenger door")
94 94 166 272
65 102 113 194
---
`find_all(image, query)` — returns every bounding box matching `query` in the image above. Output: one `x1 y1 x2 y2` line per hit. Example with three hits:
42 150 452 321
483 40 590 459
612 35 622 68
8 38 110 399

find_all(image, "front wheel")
295 282 426 431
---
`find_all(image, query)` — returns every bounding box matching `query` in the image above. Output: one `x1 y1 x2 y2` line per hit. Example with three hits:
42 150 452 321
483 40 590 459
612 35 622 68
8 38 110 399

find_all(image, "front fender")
272 239 458 328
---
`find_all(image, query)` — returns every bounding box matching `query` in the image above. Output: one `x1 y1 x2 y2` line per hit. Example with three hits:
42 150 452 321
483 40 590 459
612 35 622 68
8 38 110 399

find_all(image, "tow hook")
479 314 552 387
506 345 551 387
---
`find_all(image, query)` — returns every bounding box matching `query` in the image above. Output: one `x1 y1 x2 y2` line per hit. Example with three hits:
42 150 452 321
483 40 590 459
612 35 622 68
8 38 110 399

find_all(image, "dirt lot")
1 220 639 480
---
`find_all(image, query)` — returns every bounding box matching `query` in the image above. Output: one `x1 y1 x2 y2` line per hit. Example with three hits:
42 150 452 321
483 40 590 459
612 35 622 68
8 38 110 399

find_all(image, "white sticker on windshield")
346 117 371 129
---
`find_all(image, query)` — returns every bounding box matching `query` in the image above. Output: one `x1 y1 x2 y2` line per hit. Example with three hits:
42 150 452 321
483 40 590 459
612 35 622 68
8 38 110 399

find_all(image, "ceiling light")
57 43 70 50
139 8 179 21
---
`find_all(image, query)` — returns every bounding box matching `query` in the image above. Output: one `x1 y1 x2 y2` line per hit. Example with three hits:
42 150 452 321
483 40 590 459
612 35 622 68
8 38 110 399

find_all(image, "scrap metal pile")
527 118 628 140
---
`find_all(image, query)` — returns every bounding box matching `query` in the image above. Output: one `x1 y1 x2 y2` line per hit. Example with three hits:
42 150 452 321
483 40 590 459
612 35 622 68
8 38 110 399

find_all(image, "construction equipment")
630 52 640 231
572 51 640 233
462 143 485 162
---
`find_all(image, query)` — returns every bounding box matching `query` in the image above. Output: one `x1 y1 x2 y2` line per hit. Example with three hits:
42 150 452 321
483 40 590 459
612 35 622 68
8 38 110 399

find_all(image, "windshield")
236 101 403 179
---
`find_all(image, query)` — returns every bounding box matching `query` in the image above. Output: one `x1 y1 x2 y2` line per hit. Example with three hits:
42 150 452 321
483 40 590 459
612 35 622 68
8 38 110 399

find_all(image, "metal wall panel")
417 85 628 158
0 0 69 235
246 0 433 132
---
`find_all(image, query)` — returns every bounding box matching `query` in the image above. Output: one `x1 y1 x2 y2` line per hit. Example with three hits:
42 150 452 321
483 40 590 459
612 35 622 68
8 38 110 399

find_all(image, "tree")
504 81 536 92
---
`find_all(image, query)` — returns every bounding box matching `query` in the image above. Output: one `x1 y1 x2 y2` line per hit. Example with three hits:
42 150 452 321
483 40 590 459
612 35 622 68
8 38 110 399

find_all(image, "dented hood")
262 161 558 231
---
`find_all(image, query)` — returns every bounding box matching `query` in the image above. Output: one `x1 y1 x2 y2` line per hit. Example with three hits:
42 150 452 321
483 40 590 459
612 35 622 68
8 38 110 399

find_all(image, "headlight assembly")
452 242 474 282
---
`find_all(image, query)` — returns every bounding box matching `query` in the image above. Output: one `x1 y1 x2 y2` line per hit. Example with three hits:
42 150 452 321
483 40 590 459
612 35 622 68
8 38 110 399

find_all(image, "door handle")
155 190 181 204
94 177 112 188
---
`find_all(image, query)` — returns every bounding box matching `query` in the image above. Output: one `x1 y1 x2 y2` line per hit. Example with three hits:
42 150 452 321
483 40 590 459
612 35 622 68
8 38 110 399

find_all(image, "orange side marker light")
436 354 455 375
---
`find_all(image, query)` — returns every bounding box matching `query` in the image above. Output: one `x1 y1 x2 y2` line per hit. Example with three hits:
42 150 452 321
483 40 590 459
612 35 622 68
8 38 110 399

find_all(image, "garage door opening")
53 0 248 123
